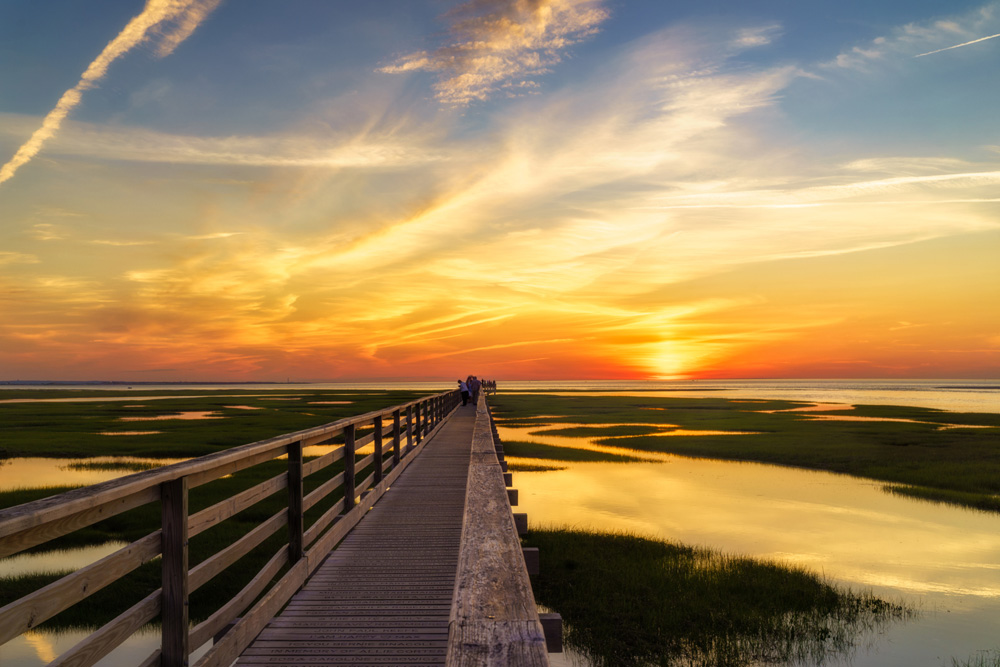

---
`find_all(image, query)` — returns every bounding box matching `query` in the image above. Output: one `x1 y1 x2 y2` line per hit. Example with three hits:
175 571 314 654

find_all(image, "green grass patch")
0 389 429 460
884 485 1000 514
954 649 1000 667
525 528 910 667
0 445 392 628
503 440 644 462
63 461 162 472
507 463 568 472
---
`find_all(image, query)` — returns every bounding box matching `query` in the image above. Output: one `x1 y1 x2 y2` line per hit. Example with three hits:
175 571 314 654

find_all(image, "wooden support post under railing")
161 477 189 667
343 424 356 512
415 401 423 444
406 405 414 454
373 416 384 484
393 409 402 465
288 441 304 563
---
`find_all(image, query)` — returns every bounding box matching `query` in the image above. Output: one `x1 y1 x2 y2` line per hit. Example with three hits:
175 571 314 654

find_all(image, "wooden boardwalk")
236 402 478 666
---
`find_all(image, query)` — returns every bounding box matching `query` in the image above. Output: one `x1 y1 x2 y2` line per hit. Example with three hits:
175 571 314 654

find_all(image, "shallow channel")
502 419 1000 666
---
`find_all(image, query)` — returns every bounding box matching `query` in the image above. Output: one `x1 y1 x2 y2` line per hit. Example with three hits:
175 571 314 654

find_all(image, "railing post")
373 415 384 484
288 441 304 563
406 405 414 454
393 409 402 465
415 401 423 444
161 477 189 667
343 424 356 512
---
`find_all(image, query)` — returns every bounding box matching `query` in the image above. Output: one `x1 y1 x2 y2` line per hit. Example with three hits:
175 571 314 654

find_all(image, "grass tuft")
525 528 911 667
954 649 1000 667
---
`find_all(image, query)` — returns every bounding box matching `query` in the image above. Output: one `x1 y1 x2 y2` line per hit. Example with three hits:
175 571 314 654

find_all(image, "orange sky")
1 1 999 381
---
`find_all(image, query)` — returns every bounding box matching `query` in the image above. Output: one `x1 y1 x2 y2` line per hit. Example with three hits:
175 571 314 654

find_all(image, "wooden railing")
447 392 549 664
0 389 461 667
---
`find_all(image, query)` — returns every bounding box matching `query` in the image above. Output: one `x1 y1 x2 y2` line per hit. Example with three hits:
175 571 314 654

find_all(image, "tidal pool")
0 542 130 578
119 411 223 421
511 454 1000 665
0 457 185 491
0 627 211 667
499 423 754 463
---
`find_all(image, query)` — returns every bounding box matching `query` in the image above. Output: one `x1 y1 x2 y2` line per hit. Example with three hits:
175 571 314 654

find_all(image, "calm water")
499 410 1000 667
2 379 998 666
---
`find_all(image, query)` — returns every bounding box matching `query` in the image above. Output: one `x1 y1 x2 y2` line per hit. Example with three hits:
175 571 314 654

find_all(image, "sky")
1 0 998 382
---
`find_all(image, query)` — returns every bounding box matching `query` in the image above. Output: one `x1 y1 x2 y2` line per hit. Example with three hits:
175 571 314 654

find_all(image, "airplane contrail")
0 0 223 186
915 31 1000 57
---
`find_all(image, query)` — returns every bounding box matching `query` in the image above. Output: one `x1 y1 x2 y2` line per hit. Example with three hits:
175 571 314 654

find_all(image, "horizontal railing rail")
0 389 461 667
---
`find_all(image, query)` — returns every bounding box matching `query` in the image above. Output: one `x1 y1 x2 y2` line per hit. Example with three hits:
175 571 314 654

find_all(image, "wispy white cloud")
0 0 223 186
823 2 1000 70
0 113 445 169
89 239 156 247
380 0 610 105
731 24 782 49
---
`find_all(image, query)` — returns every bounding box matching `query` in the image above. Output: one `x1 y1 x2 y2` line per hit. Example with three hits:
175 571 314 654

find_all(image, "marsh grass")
508 463 568 472
954 650 1000 667
884 485 1000 514
0 389 428 460
63 461 162 472
0 390 412 629
526 528 911 667
490 393 1000 514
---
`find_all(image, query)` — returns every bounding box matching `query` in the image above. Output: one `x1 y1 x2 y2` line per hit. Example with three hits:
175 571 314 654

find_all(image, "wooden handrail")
446 392 548 665
0 395 437 547
0 389 461 667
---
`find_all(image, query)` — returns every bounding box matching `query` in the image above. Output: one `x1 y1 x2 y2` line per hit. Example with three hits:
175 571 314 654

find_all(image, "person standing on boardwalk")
470 376 482 403
458 379 470 406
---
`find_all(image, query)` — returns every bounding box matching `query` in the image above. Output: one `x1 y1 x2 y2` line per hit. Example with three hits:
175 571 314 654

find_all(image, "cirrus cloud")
380 0 610 105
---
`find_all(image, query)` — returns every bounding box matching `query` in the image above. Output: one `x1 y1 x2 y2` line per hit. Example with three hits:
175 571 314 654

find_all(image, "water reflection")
0 457 184 491
803 414 996 429
511 456 1000 665
498 423 754 463
120 411 222 421
0 627 211 667
761 402 855 413
0 542 129 577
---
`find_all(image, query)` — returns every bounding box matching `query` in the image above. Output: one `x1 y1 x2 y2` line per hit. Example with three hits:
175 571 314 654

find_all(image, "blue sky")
0 0 998 380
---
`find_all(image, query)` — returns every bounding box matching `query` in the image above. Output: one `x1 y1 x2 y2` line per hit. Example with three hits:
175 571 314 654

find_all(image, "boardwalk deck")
236 402 478 667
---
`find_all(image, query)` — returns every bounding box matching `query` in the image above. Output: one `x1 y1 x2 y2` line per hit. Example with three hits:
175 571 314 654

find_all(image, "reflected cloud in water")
119 411 223 421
